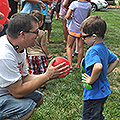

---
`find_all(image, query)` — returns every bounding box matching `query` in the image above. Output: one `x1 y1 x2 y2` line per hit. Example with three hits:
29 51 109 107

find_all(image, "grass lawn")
29 9 120 120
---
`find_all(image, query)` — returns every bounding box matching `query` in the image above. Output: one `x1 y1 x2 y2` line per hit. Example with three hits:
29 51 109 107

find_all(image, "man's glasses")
25 29 39 35
82 34 93 40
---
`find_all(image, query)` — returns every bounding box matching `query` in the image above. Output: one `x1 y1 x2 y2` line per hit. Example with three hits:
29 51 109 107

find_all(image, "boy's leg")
82 97 108 120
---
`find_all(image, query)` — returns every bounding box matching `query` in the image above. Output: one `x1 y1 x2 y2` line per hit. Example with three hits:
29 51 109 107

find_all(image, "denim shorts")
0 90 43 120
82 96 108 120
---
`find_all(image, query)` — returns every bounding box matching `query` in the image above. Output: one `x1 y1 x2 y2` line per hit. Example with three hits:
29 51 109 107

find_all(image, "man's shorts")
0 90 43 120
28 56 48 75
68 30 82 38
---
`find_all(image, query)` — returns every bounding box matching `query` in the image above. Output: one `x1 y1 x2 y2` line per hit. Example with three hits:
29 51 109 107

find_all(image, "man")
0 13 69 120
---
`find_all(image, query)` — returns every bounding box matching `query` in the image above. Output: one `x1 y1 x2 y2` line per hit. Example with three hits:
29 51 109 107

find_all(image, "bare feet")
47 39 54 43
47 54 52 59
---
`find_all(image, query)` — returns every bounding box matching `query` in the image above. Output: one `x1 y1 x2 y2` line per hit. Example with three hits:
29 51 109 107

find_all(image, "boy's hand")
82 73 92 84
82 63 103 84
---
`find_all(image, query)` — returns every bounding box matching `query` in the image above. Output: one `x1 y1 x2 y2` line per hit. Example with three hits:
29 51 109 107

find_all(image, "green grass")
29 9 120 120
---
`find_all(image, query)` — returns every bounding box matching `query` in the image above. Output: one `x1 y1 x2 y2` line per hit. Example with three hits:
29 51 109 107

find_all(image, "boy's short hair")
30 10 43 22
80 15 107 39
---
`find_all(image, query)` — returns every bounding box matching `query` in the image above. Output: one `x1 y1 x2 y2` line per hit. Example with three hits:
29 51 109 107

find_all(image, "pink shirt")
59 0 67 16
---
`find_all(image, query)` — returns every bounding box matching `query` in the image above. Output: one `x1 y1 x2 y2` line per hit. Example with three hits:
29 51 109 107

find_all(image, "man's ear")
20 31 25 38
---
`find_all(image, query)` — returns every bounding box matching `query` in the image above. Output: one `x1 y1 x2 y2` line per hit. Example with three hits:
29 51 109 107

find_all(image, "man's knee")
20 108 35 120
4 108 35 120
35 96 44 108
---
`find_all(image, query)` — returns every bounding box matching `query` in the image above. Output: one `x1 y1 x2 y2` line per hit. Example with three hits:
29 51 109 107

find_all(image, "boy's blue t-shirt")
83 42 117 101
21 0 48 15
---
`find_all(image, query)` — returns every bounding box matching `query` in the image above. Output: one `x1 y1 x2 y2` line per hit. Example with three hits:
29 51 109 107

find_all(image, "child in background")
58 0 68 43
43 0 54 43
80 15 119 119
27 10 52 89
65 0 91 70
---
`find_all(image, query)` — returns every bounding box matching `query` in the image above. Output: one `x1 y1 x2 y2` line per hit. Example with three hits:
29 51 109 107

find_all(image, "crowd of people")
0 0 119 120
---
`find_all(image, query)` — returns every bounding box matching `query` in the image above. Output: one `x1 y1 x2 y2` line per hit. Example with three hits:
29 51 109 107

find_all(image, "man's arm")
7 59 69 98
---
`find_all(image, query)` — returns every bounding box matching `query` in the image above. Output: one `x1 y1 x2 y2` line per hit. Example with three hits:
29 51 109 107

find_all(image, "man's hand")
45 58 70 80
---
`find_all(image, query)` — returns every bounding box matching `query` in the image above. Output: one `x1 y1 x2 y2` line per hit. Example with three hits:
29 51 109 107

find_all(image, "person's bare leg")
47 30 51 42
67 35 75 68
75 38 79 53
75 38 84 68
62 19 68 43
72 40 75 55
55 12 60 20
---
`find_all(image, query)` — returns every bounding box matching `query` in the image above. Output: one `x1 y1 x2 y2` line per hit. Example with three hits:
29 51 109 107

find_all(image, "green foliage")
29 9 120 120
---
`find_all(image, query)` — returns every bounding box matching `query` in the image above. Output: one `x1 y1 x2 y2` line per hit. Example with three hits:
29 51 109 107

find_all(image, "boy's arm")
65 9 72 20
82 63 103 84
107 58 119 75
41 45 52 59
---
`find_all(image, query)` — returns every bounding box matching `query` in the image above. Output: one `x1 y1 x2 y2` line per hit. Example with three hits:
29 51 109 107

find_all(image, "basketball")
52 57 70 78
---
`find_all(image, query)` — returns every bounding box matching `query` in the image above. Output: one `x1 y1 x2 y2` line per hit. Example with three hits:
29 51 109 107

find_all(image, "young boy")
27 10 52 89
43 1 53 43
80 15 119 120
